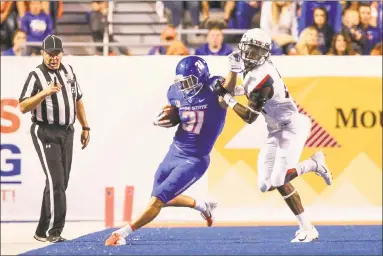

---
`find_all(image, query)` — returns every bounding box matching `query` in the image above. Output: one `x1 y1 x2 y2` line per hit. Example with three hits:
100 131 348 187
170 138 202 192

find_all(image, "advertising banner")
1 56 381 222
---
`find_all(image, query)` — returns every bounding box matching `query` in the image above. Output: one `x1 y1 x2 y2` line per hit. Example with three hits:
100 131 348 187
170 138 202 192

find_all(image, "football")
155 105 180 127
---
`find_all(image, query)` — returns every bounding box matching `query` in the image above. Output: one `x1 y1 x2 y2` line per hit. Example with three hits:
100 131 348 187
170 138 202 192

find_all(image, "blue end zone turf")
20 225 382 255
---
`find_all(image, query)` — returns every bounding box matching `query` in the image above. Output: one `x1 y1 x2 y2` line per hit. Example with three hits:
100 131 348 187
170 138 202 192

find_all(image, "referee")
18 35 90 243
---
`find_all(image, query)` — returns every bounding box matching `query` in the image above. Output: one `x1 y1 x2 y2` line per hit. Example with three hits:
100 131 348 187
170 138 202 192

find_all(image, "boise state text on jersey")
167 76 227 157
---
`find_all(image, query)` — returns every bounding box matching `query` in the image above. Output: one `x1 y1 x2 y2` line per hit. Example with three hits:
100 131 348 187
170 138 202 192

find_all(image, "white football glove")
228 50 244 73
232 85 245 96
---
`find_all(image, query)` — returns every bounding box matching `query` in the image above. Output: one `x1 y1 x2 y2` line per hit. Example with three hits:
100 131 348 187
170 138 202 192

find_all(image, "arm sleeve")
333 2 342 33
260 2 272 35
298 2 308 34
291 5 299 41
45 14 54 37
69 65 83 101
224 44 233 55
167 86 175 106
19 71 39 102
376 29 382 44
248 86 272 111
254 74 274 91
148 47 156 55
21 15 29 36
244 71 274 94
75 77 83 101
246 71 274 109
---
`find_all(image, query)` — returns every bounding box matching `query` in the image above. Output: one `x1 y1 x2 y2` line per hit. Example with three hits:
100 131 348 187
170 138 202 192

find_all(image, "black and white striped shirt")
19 62 83 125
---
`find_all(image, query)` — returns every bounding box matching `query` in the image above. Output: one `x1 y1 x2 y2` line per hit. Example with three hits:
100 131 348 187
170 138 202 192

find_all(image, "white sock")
296 212 312 231
296 159 317 175
115 223 134 238
194 200 207 213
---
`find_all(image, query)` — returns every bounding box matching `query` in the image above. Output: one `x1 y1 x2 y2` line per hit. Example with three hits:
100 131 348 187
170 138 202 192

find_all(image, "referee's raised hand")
44 78 62 96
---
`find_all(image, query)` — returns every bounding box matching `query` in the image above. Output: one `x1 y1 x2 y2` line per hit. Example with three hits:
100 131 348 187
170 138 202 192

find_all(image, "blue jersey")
355 25 382 55
379 2 382 31
299 1 342 33
1 48 16 56
195 43 233 56
167 78 227 157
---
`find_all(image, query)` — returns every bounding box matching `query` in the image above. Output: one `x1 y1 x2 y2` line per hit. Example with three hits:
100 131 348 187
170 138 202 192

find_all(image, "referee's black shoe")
33 233 47 242
47 235 67 243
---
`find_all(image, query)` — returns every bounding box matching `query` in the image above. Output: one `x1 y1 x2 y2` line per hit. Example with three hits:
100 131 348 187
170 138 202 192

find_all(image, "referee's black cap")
42 35 64 53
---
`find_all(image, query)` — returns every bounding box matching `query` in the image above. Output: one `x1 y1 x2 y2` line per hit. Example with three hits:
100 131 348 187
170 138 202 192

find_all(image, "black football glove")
211 77 228 97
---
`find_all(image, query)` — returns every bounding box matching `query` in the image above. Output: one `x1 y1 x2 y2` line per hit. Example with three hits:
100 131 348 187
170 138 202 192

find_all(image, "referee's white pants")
257 113 312 192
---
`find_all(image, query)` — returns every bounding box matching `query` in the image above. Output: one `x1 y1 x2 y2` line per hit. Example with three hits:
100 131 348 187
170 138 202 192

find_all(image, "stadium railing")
24 29 247 56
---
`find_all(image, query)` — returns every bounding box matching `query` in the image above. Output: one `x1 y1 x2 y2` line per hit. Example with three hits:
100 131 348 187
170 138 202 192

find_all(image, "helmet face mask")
175 56 210 100
239 43 270 68
238 29 272 69
175 74 203 99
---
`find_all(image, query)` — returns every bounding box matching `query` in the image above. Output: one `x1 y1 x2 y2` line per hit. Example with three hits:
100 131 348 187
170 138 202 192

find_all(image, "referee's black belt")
33 121 73 131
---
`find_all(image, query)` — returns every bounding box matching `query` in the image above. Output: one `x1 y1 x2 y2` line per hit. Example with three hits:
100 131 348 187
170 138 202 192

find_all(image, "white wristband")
223 93 238 108
248 107 261 115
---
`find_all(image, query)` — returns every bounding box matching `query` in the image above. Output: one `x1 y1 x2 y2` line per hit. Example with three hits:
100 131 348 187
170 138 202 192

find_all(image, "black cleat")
47 235 67 243
34 234 47 242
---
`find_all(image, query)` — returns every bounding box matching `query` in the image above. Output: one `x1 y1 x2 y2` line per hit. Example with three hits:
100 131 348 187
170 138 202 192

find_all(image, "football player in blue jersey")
105 56 228 246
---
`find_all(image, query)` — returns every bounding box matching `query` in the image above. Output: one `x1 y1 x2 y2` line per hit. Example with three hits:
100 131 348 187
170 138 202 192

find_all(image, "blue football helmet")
175 56 210 99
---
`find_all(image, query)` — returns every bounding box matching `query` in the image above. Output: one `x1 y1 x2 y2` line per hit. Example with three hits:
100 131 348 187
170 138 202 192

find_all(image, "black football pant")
30 123 74 237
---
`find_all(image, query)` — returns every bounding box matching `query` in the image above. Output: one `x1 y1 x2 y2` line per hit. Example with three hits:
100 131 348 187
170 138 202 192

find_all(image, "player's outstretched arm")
232 101 259 124
224 51 243 93
213 80 271 124
224 71 237 93
236 86 272 124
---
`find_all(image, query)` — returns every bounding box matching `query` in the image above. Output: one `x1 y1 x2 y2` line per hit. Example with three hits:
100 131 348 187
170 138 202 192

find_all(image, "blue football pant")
151 144 210 204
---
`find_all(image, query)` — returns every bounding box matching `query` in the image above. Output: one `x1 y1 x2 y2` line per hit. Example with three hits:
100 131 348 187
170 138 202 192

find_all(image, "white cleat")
200 200 218 227
311 151 333 185
105 232 127 246
291 226 319 243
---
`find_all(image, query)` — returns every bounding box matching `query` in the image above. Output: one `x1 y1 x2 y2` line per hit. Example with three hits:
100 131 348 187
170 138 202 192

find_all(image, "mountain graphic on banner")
312 152 382 207
225 115 268 149
208 150 234 189
210 160 283 208
290 175 319 206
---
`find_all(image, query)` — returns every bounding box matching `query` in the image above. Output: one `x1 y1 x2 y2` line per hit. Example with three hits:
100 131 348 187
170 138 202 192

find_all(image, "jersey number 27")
182 111 204 134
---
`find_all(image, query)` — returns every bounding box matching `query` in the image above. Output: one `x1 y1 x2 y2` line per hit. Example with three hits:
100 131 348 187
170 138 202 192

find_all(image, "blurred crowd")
1 1 62 55
1 1 382 56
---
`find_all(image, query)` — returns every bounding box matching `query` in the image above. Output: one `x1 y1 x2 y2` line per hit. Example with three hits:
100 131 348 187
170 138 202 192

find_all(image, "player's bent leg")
165 194 195 208
105 196 165 246
270 152 333 186
165 194 217 225
157 155 216 226
107 147 178 246
265 130 319 242
280 152 333 185
277 183 318 243
151 150 174 194
166 195 218 227
310 151 332 185
269 157 318 242
131 196 165 230
279 114 332 185
277 183 303 215
257 136 278 193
